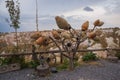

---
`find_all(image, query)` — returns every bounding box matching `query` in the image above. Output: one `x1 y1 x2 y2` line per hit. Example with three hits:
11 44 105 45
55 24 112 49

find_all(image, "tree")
6 0 20 52
31 16 104 70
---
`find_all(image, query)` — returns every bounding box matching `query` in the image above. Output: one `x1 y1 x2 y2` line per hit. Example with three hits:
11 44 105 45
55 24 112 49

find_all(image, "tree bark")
15 28 18 53
69 54 74 70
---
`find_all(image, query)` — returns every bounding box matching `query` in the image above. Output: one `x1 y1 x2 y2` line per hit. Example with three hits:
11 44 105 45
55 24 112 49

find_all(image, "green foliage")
73 56 79 67
115 51 120 59
74 61 79 67
6 0 20 50
0 58 3 66
26 61 39 68
0 56 26 68
0 56 39 68
57 58 69 70
6 0 20 29
57 57 79 71
82 52 97 61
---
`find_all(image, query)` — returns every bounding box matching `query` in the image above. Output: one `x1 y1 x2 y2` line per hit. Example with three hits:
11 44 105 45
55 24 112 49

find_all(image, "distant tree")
6 0 20 52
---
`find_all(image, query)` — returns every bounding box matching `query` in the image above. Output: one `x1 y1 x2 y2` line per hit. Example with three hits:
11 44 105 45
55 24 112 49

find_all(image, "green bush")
57 57 79 71
5 56 24 64
0 58 3 66
115 51 120 59
0 56 40 68
0 56 27 68
82 52 97 61
57 58 69 70
27 61 39 68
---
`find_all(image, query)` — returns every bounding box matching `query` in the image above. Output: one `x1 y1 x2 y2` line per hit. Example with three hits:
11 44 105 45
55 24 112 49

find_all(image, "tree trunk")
69 53 74 70
60 53 63 63
15 29 18 53
119 36 120 48
32 45 38 62
69 57 74 70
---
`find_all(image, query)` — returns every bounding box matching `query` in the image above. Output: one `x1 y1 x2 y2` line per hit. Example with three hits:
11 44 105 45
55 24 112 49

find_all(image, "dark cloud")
83 6 94 12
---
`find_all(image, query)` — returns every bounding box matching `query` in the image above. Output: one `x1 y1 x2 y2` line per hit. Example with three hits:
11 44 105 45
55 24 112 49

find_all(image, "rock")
50 67 58 73
56 57 61 63
27 74 30 77
78 56 83 62
95 51 108 59
107 56 119 63
9 63 21 71
0 65 8 73
118 60 120 63
36 64 50 77
0 63 20 74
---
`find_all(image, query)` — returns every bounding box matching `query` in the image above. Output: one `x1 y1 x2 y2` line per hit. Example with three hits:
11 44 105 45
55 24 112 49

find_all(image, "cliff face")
0 28 120 54
87 28 120 49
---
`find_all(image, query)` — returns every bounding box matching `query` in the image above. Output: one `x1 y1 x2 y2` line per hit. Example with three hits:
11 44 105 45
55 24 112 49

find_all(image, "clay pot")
98 21 104 27
81 21 89 31
55 16 71 30
31 32 42 40
52 30 61 39
35 37 45 45
93 19 100 27
61 32 71 39
88 32 96 39
93 19 104 27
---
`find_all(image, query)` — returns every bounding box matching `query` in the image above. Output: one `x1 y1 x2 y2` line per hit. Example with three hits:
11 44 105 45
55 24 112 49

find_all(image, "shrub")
0 58 3 66
82 52 97 61
57 57 79 71
27 61 39 68
115 51 120 59
5 56 24 64
0 56 27 68
57 58 69 70
0 55 40 68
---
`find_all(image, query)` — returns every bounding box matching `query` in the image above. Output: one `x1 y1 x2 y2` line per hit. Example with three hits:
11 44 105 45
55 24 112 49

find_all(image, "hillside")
0 27 120 54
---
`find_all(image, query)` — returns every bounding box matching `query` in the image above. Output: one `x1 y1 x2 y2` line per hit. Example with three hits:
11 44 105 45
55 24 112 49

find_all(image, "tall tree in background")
6 0 20 52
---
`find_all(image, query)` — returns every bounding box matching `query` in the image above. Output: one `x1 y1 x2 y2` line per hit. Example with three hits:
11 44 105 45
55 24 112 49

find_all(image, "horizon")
0 27 119 33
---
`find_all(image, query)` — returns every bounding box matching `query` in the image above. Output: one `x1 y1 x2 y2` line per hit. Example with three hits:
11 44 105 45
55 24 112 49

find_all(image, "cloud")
38 15 58 30
61 6 106 18
1 0 120 32
18 14 57 31
83 6 94 12
95 0 120 14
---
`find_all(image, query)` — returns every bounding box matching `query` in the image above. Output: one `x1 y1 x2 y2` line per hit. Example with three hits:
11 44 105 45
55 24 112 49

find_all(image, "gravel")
0 60 120 80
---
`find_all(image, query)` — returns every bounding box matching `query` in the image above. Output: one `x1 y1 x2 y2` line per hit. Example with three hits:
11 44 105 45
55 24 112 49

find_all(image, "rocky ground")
0 60 120 80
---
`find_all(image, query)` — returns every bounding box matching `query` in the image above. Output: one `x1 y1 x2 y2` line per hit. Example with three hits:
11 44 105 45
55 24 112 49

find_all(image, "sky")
0 0 120 32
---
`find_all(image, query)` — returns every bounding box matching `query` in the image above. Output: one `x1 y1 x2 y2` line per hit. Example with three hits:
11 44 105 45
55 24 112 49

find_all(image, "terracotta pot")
88 32 96 39
55 16 71 30
81 21 89 31
35 37 45 45
93 19 104 27
98 21 104 27
93 19 100 27
61 32 71 39
52 30 61 39
31 32 41 39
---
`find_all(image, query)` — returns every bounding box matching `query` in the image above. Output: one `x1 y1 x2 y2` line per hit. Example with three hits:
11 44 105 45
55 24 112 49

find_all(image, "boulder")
107 56 118 63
